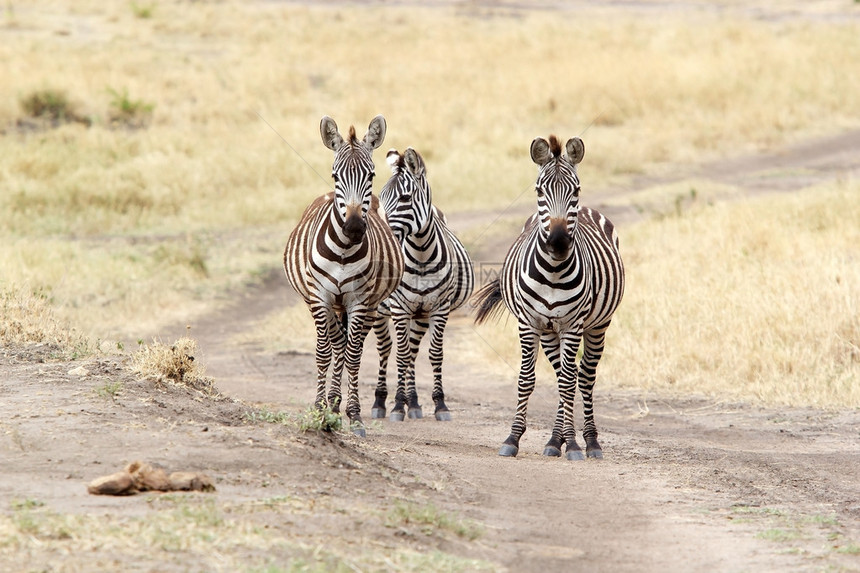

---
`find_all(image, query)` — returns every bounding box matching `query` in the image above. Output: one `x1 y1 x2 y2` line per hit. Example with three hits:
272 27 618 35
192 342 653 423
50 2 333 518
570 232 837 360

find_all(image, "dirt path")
154 128 860 570
2 129 858 571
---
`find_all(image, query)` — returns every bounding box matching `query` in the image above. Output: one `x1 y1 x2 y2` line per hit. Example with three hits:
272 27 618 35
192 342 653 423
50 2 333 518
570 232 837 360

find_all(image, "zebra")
473 134 624 459
283 115 404 437
370 147 475 422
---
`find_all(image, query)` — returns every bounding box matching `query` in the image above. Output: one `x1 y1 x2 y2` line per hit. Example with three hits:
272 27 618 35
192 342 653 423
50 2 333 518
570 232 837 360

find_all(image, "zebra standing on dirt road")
473 135 624 459
371 148 475 422
283 115 404 437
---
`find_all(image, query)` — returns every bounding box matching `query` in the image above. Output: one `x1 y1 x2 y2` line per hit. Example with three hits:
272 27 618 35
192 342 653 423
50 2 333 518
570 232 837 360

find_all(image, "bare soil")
2 131 859 572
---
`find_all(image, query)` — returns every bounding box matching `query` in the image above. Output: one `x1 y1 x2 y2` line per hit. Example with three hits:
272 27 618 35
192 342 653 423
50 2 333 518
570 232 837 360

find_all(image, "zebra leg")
580 326 610 459
310 305 337 410
327 311 348 413
560 330 585 461
390 315 410 421
428 313 452 421
500 326 539 457
343 308 372 437
405 318 428 419
539 332 564 457
371 314 391 419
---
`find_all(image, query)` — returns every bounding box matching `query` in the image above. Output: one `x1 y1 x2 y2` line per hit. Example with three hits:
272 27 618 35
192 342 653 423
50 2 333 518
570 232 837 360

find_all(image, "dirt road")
1 130 859 571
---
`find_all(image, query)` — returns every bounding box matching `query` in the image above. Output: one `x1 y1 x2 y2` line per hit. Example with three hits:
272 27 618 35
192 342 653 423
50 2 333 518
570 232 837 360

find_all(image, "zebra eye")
536 187 544 198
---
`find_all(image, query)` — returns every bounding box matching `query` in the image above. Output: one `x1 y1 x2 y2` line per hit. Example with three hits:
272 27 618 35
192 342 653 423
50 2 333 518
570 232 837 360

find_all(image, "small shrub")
19 89 90 127
20 89 72 121
107 86 154 127
298 405 343 433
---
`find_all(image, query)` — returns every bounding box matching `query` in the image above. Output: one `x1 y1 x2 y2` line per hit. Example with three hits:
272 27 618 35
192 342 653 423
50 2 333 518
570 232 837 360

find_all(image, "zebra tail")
472 278 505 325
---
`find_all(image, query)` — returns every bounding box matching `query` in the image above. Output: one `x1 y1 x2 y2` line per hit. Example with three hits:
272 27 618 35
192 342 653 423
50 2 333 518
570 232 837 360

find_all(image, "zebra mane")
348 125 357 144
386 149 405 172
548 135 562 158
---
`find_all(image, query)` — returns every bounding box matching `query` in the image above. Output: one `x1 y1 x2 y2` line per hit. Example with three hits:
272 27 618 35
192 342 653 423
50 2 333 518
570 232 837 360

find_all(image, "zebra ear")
402 147 426 178
530 137 553 166
386 149 401 172
565 137 585 165
363 115 387 150
320 116 343 151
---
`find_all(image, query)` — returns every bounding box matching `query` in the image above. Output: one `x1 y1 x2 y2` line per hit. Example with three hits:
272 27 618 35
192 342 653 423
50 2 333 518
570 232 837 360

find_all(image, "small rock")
68 366 90 377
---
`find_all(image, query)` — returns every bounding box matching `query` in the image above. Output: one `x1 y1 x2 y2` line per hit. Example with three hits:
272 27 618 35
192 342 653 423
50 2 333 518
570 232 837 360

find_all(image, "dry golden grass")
471 180 860 408
0 285 92 358
600 180 860 408
1 1 859 407
130 335 216 394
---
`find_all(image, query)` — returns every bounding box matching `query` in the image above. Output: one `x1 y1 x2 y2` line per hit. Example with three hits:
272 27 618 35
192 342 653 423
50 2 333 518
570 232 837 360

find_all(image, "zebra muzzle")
343 209 367 244
546 220 572 259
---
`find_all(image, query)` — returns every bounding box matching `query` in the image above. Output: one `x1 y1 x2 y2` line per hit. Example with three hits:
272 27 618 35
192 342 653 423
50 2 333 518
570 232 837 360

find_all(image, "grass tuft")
386 501 483 541
107 86 155 128
130 2 155 19
130 335 215 394
94 380 123 400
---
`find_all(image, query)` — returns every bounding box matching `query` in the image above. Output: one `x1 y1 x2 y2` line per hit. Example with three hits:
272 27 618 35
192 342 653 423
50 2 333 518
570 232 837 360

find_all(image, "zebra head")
530 135 585 262
379 147 432 243
320 115 387 245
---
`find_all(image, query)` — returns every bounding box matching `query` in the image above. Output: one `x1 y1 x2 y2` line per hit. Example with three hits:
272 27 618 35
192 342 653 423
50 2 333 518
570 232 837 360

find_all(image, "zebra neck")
323 204 366 256
406 215 437 249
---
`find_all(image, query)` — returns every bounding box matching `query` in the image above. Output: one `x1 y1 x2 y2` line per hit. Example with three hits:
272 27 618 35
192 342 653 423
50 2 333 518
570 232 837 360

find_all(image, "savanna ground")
2 1 860 571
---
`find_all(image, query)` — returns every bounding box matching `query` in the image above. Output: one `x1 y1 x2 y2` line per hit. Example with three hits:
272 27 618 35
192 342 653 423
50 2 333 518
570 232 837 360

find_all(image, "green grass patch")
94 380 123 399
297 404 343 433
386 501 484 541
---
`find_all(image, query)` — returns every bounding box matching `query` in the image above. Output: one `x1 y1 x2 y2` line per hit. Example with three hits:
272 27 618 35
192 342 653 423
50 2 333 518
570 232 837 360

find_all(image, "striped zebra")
370 148 474 422
473 135 624 459
284 115 404 437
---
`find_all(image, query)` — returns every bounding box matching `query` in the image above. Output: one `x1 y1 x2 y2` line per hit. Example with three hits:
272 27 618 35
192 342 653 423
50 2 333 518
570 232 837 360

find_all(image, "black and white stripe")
474 135 625 459
371 148 475 421
284 115 404 436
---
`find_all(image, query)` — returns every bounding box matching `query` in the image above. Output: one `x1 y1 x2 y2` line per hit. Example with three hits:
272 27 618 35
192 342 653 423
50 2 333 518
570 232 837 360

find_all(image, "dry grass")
472 180 860 408
600 180 860 408
0 495 493 572
0 285 92 358
1 1 860 347
130 335 216 394
1 2 859 404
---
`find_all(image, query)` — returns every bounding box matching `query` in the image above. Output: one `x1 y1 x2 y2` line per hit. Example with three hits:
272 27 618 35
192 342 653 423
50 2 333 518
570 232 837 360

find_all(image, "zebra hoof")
351 425 366 439
371 407 386 419
434 410 452 422
389 411 405 422
586 449 604 459
566 450 586 461
407 407 423 420
498 444 519 457
542 446 562 457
